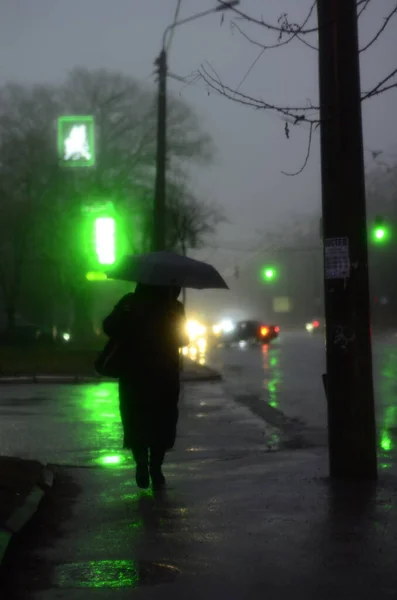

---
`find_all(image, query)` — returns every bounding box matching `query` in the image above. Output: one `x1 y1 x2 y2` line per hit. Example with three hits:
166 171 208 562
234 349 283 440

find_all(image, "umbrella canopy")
106 251 229 290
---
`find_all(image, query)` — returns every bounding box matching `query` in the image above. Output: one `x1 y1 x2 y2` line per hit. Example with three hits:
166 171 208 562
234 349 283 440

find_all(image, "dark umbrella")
106 251 228 290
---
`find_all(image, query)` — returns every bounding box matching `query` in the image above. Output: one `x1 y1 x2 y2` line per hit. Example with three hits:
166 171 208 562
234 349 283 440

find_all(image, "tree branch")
217 0 319 35
230 1 317 52
199 60 397 123
362 68 397 100
359 2 397 53
281 123 314 176
199 63 320 123
217 0 368 36
357 0 371 18
235 48 266 93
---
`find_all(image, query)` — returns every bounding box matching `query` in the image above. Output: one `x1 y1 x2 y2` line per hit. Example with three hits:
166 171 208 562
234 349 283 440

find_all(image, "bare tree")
60 68 214 191
0 83 61 335
0 69 217 338
166 179 226 255
366 162 397 220
192 0 397 173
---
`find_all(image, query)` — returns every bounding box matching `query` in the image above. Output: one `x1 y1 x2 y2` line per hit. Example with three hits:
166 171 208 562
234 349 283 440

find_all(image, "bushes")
0 345 100 376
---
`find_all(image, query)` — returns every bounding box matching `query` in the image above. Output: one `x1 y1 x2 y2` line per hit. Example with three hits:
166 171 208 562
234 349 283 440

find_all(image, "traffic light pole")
153 49 167 252
317 0 377 478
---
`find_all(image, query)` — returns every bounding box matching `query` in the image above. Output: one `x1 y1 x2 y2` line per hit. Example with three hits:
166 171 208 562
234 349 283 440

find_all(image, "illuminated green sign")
86 271 107 281
58 115 95 167
95 217 116 265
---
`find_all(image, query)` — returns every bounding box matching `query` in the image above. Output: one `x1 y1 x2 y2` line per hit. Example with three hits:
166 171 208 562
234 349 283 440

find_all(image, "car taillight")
313 320 320 328
275 326 280 333
260 326 269 336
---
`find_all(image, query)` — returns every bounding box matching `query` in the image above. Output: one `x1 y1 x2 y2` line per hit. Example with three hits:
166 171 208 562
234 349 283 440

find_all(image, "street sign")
273 297 291 313
324 237 350 279
57 115 95 167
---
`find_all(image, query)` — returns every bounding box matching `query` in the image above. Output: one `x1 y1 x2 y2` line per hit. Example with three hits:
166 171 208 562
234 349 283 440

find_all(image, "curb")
0 372 222 385
0 466 54 567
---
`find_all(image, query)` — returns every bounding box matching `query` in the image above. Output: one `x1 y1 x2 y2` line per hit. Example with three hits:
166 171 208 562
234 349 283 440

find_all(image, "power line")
206 240 322 279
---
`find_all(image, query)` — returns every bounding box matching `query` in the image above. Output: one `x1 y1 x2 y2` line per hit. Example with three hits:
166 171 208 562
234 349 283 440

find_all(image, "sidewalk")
1 381 397 598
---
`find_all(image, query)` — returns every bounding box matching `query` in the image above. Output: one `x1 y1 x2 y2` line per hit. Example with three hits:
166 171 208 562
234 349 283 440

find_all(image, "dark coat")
102 287 188 451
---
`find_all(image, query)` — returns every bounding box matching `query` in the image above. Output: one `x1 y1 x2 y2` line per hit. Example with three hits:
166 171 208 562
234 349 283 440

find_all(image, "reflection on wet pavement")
182 339 207 365
80 383 130 468
2 344 397 596
207 332 397 463
377 348 397 470
0 381 135 468
262 344 281 409
55 559 179 589
1 333 397 470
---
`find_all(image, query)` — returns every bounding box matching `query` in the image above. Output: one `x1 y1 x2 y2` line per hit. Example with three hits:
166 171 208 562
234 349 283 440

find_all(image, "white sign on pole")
324 237 350 279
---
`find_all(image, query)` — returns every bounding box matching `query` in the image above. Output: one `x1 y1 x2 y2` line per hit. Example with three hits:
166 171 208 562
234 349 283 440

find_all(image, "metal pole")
317 0 377 479
153 3 239 253
153 49 167 251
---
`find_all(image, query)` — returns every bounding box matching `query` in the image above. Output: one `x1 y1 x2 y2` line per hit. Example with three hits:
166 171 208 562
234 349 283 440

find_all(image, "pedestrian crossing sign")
57 115 95 167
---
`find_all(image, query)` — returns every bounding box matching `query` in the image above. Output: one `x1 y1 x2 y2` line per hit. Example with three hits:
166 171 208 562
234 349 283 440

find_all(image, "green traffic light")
372 225 390 244
371 217 391 244
261 266 277 282
375 227 385 240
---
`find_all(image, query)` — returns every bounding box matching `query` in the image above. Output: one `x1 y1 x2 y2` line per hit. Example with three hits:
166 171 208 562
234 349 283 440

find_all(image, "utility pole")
153 2 239 254
317 0 377 478
153 49 167 252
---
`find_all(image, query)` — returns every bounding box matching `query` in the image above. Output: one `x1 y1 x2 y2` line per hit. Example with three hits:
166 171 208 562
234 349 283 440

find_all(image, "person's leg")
132 446 149 489
149 446 166 488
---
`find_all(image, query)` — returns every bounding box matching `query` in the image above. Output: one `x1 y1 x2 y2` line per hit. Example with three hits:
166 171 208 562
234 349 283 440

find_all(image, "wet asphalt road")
0 331 397 464
1 332 397 597
208 331 397 449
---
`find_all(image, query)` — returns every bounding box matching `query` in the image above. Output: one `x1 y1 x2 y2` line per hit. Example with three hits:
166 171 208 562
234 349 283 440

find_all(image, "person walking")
102 284 188 489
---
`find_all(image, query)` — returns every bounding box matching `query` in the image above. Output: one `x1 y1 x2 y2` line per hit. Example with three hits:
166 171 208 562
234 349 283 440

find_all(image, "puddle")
54 560 179 588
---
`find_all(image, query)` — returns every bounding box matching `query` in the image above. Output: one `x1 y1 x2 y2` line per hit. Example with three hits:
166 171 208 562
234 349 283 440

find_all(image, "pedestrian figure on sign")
64 124 91 161
102 284 188 489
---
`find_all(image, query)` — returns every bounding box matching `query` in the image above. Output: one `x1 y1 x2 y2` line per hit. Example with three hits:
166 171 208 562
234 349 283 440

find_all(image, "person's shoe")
150 466 166 489
136 461 150 489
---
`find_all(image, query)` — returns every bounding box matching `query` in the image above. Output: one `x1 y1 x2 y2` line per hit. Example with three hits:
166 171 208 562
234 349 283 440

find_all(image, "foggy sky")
1 0 396 318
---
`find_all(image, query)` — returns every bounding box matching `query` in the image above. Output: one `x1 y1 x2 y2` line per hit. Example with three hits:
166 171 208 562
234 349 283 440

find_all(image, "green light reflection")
56 560 179 589
262 345 281 409
380 432 392 452
81 383 129 468
99 455 123 465
57 560 140 588
378 353 397 466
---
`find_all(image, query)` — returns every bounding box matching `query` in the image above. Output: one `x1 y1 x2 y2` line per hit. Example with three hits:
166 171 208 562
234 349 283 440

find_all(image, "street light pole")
152 1 239 252
317 0 377 479
153 49 167 252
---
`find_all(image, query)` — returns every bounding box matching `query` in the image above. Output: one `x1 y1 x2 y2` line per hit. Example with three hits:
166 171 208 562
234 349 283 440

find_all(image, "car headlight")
197 337 207 352
221 319 235 333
